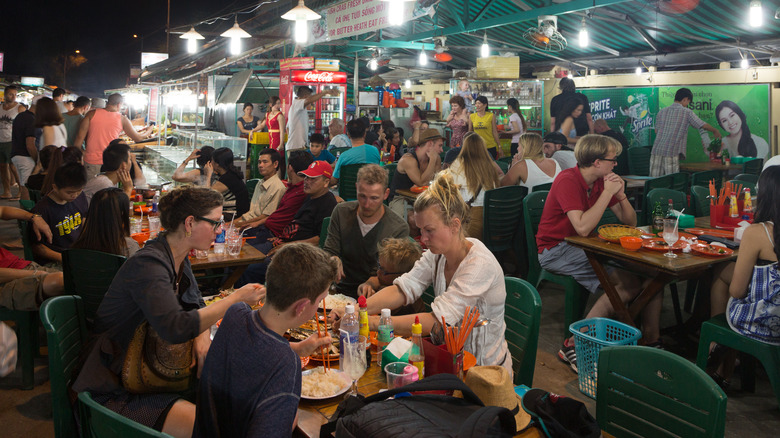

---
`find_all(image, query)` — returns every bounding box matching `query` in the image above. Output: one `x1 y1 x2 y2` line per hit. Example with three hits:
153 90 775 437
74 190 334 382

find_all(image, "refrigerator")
279 70 347 138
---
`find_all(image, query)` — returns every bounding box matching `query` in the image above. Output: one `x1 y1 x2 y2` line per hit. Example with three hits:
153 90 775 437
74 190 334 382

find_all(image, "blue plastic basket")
569 317 642 399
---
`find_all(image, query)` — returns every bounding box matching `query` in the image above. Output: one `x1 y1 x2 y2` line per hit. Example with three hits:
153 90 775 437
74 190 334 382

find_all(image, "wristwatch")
28 214 42 222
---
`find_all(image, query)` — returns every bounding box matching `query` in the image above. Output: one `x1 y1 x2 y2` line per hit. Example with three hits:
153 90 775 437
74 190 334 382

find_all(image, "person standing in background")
0 85 20 199
11 95 40 201
62 96 91 149
286 86 338 151
446 95 469 150
549 77 593 137
52 88 66 113
256 97 285 150
35 97 67 149
468 96 502 158
236 103 261 139
505 98 527 157
73 93 149 179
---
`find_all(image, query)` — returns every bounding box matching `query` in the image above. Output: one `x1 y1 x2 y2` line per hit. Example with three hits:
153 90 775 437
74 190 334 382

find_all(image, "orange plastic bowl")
620 236 643 251
131 232 151 246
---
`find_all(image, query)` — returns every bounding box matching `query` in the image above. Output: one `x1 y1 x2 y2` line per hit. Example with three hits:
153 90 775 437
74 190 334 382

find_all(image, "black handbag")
321 374 517 438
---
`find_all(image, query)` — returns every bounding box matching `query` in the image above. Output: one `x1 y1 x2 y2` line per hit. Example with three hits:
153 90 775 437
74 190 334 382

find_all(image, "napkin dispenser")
676 214 695 229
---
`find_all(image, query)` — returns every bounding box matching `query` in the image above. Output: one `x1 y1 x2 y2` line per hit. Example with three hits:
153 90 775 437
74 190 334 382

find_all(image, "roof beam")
390 0 635 42
440 0 466 31
626 16 659 53
473 0 496 23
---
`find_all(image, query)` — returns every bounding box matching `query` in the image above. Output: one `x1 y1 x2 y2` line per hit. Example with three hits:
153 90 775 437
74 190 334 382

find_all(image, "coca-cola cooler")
279 70 347 138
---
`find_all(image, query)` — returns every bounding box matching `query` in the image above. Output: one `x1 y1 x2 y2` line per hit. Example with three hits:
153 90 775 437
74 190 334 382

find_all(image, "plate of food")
690 243 734 257
597 224 644 243
656 231 696 240
309 343 340 362
301 367 351 400
642 238 686 252
323 293 356 310
410 185 428 194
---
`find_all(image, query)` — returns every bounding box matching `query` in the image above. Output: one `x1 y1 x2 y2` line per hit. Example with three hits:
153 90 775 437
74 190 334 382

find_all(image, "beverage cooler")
280 70 347 138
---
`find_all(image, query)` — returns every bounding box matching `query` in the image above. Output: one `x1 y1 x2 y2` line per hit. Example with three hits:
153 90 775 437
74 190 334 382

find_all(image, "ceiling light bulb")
749 1 763 27
635 67 642 75
507 81 513 87
481 34 490 58
419 50 427 66
295 19 308 43
230 37 241 55
180 27 204 54
579 19 589 48
369 59 378 70
221 19 251 55
389 0 404 26
741 58 749 69
187 38 196 54
405 79 412 88
567 73 573 79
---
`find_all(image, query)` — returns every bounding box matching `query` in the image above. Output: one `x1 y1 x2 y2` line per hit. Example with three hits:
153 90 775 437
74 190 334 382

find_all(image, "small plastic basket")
569 317 642 399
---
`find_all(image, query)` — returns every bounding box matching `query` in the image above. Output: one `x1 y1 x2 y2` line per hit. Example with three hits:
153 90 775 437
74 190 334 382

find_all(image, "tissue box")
676 214 695 229
381 337 411 366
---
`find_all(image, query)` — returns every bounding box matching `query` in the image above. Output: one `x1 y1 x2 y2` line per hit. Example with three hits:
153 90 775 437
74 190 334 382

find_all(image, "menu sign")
310 0 428 44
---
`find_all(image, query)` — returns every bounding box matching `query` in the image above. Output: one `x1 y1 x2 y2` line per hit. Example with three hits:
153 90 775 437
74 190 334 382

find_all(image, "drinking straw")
321 299 330 371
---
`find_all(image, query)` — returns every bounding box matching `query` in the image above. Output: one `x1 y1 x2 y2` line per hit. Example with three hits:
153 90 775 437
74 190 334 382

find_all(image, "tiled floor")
0 192 778 437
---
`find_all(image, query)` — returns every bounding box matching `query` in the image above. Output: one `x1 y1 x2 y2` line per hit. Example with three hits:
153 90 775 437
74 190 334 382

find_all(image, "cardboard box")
314 59 340 71
476 56 519 79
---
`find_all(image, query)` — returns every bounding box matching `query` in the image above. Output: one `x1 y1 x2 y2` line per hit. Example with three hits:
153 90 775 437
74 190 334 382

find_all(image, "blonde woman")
501 133 561 190
362 172 512 373
448 133 502 239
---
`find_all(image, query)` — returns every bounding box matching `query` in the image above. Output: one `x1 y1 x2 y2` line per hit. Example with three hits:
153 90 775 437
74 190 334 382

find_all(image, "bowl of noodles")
301 367 350 400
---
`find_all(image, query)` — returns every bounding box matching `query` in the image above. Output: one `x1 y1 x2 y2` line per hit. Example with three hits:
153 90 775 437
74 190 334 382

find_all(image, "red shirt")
536 167 619 252
263 180 306 236
0 248 31 269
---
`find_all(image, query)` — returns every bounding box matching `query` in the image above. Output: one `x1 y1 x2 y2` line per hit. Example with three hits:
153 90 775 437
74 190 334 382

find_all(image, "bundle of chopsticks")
315 299 331 371
441 306 481 356
708 180 744 206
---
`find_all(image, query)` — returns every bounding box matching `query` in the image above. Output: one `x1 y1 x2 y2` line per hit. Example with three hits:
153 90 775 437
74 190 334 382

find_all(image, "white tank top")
519 159 561 189
0 104 19 143
43 124 68 147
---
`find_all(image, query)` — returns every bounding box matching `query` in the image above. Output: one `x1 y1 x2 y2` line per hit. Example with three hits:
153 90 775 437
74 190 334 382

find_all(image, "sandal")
709 372 731 391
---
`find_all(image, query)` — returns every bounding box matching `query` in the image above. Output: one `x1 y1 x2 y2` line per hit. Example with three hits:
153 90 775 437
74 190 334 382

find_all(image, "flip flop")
0 196 20 201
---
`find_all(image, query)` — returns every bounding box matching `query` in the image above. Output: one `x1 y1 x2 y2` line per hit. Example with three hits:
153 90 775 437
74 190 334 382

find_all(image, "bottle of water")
377 308 393 369
339 305 359 364
213 229 226 254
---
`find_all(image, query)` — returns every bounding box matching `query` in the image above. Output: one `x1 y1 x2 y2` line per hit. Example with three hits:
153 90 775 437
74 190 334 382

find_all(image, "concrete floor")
1 190 778 437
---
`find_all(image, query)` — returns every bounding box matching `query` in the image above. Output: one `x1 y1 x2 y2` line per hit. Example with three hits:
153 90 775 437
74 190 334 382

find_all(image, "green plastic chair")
318 217 331 249
19 199 35 211
25 187 42 203
78 391 174 438
696 314 780 409
504 276 541 387
627 146 651 176
728 179 756 194
742 158 763 175
0 306 38 389
531 182 552 192
384 163 397 188
644 188 686 227
598 346 727 438
691 170 723 192
245 178 261 200
331 147 351 157
62 249 126 328
497 156 513 165
640 175 674 225
669 172 689 193
733 173 759 184
496 160 509 173
40 296 89 438
691 185 711 217
615 147 630 176
338 163 368 202
523 191 589 337
482 186 528 276
17 220 35 262
422 286 435 312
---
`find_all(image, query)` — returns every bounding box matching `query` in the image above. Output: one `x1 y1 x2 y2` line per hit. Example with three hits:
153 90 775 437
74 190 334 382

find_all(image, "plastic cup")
130 217 142 235
195 249 209 259
226 236 243 256
148 216 161 237
385 362 418 390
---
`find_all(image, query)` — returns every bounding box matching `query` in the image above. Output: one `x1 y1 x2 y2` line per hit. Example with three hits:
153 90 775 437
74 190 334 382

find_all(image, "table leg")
585 252 634 326
627 273 673 321
221 267 247 289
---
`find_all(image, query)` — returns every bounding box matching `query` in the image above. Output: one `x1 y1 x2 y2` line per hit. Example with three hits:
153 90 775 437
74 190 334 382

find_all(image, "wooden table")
565 217 737 328
394 188 420 201
189 244 266 289
680 161 742 173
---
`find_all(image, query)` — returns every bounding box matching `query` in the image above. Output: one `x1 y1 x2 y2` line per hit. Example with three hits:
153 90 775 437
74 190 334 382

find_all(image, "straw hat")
464 365 532 432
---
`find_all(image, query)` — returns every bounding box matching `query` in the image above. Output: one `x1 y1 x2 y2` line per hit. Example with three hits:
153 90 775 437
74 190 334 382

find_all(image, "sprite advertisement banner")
581 84 770 162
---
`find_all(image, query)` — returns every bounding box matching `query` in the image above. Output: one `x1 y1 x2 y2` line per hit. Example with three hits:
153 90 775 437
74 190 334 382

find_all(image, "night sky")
1 0 258 95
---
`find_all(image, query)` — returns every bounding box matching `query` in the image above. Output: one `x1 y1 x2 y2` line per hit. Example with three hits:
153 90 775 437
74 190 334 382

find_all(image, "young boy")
194 243 337 437
358 238 425 315
308 133 336 165
31 162 88 264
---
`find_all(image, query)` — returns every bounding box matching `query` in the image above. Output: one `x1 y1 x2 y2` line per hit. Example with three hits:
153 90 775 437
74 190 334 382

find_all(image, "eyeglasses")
377 262 403 276
598 157 619 163
196 216 224 232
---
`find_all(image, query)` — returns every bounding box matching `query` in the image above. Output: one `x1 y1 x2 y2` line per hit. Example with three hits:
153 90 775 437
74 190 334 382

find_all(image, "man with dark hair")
649 87 721 176
11 94 39 201
331 119 381 182
0 85 20 199
73 93 149 179
194 243 335 437
235 148 286 227
308 133 335 165
82 141 134 203
542 131 576 170
31 163 88 264
63 96 91 148
52 88 67 113
324 164 409 298
286 86 339 151
549 77 593 137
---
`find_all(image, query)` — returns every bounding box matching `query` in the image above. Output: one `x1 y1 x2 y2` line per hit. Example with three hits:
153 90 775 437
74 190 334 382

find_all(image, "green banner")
582 84 770 162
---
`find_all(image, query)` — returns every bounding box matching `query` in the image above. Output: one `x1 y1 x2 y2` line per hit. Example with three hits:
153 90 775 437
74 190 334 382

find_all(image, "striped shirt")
650 103 706 158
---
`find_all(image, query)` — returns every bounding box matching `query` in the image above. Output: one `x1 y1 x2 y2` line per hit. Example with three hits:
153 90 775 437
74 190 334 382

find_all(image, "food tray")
597 224 643 243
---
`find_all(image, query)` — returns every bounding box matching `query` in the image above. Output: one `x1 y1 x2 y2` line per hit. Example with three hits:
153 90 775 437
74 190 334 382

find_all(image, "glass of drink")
195 249 209 259
226 235 243 256
342 335 368 397
662 218 679 258
130 217 142 235
148 216 161 237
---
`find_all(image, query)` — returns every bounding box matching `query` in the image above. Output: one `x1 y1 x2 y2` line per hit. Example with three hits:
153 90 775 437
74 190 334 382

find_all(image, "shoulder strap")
363 373 485 405
467 186 482 207
762 222 774 246
457 406 516 438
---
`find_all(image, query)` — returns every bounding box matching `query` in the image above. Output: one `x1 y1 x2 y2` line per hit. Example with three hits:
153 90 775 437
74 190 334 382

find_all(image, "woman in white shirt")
363 172 512 373
505 98 527 157
35 97 67 148
448 132 502 239
501 133 561 190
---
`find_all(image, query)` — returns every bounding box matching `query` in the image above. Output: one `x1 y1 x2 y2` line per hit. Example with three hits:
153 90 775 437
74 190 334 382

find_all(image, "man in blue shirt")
332 119 380 183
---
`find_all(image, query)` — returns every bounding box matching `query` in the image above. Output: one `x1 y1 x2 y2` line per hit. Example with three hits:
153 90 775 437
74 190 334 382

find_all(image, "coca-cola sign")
292 70 347 84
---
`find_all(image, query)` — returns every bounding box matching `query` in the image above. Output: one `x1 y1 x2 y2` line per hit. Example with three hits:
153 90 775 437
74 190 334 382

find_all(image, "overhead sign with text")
309 0 431 44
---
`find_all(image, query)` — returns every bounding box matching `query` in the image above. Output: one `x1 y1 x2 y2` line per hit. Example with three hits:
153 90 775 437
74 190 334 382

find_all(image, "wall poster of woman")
715 100 769 159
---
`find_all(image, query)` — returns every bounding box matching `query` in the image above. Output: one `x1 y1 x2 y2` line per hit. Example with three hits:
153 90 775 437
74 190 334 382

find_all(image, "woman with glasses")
501 132 561 190
73 187 264 437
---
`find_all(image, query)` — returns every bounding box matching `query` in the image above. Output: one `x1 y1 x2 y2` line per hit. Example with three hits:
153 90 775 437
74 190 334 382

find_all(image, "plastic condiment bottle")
409 315 425 380
339 305 359 364
743 188 753 213
729 194 739 218
357 296 371 366
377 309 393 369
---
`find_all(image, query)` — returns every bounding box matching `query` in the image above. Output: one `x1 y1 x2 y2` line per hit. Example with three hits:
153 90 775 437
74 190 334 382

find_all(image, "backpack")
320 373 517 438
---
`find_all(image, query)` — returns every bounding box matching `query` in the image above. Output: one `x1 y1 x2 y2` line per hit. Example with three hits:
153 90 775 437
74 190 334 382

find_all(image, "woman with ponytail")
361 171 512 373
505 98 527 156
205 147 249 217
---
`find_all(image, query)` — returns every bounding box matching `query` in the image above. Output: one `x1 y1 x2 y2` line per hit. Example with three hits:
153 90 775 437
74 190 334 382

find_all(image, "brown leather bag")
121 321 193 394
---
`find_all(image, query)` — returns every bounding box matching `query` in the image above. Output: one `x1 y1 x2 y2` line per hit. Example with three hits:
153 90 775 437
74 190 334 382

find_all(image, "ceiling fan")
521 15 567 52
433 36 453 62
